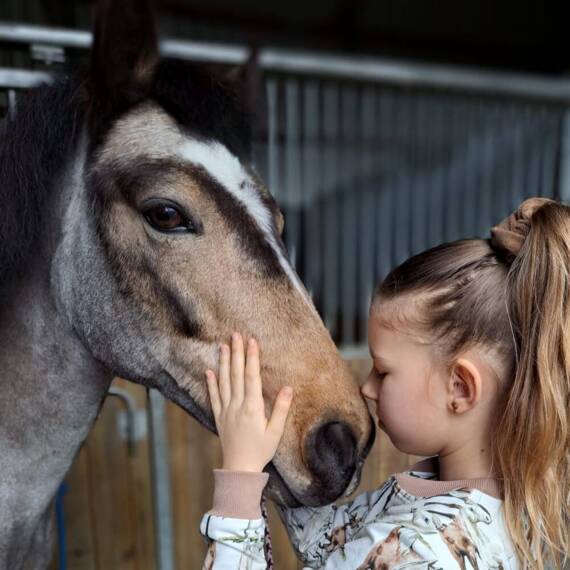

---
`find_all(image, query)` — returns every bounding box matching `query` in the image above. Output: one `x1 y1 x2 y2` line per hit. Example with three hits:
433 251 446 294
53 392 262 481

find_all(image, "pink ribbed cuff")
209 469 269 519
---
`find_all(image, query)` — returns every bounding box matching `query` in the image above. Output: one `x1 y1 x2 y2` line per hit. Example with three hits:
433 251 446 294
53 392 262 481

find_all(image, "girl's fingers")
218 344 231 407
244 338 263 404
267 387 293 442
230 333 245 403
205 370 222 421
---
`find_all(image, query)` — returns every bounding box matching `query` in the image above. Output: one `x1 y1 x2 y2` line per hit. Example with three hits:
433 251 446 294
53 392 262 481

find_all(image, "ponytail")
494 200 570 569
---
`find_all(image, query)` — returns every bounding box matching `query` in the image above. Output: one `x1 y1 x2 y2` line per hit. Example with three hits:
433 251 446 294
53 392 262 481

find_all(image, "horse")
0 0 374 566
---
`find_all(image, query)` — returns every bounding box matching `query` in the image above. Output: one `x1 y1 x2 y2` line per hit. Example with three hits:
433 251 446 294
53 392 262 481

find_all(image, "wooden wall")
50 358 417 569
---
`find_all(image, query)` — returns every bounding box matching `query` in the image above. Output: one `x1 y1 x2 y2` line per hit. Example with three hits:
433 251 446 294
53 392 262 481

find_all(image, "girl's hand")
205 332 293 472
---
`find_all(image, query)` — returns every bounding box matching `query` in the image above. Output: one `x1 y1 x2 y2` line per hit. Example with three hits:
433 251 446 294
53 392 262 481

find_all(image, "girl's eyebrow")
369 351 391 365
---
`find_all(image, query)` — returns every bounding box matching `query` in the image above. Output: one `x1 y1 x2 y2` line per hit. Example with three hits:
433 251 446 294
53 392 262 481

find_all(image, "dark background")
0 0 567 74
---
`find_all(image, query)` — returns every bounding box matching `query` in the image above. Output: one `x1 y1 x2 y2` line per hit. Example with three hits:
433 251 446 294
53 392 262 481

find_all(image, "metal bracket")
107 387 139 456
30 44 65 65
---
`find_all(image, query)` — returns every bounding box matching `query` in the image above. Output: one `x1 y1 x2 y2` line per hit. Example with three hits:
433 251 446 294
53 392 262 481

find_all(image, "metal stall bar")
2 22 570 102
357 86 376 342
259 49 570 103
147 389 175 570
302 79 320 301
560 111 570 203
321 81 340 336
340 84 358 344
0 67 50 88
0 22 249 64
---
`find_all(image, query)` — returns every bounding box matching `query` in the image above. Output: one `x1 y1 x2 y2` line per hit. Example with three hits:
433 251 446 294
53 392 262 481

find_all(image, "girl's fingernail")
283 387 293 398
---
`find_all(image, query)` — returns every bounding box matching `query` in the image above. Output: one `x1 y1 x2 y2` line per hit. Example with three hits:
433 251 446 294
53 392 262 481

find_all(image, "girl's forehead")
368 311 433 359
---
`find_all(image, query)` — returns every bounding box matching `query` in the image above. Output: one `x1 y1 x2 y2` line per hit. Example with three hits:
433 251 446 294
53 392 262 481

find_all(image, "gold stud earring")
451 402 459 413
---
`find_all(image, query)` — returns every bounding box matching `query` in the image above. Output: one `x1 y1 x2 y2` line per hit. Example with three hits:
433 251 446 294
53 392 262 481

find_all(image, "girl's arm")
200 466 396 569
199 470 269 569
200 333 292 569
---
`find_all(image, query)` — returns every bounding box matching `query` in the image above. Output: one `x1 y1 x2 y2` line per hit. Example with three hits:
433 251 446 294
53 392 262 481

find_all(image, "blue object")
55 482 68 570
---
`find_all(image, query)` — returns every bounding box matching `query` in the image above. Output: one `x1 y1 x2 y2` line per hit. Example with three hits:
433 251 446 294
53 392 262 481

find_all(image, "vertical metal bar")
450 98 468 239
510 103 526 212
427 96 445 248
322 81 340 336
539 111 559 198
461 98 479 238
303 79 320 300
376 88 394 281
488 102 507 222
393 93 411 265
444 97 463 242
147 389 174 570
478 100 494 231
524 107 542 202
285 78 301 268
340 84 357 345
558 109 570 203
267 77 279 200
8 88 16 119
410 92 427 253
358 85 376 343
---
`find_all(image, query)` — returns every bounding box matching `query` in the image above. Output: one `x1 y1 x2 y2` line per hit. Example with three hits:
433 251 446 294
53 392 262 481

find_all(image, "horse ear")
224 51 265 139
86 0 158 131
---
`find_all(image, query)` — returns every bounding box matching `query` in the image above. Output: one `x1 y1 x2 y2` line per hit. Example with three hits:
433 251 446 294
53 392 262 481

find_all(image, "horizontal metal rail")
260 50 570 103
1 21 570 102
0 67 50 88
0 22 249 64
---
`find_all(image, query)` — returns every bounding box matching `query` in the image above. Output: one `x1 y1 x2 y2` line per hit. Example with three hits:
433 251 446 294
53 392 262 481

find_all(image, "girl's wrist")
221 462 265 473
210 469 269 519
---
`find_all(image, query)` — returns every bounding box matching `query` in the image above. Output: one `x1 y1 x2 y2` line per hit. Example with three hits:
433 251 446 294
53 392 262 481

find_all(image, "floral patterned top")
200 459 519 569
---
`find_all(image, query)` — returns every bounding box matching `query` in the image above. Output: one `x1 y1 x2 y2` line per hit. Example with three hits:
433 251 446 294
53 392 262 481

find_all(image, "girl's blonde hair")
376 198 570 569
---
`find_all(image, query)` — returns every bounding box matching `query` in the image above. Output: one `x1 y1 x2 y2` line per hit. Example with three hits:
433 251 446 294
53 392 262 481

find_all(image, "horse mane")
0 74 83 281
0 59 252 282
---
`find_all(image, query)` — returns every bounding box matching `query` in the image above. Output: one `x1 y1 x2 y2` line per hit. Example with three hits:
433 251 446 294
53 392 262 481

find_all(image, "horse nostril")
307 421 357 489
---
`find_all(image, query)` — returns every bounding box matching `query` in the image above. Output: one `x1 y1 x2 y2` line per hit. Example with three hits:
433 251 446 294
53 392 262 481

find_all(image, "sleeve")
273 477 400 568
199 470 270 570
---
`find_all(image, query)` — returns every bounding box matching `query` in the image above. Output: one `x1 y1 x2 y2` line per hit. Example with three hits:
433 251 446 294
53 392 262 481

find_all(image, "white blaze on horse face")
177 139 312 305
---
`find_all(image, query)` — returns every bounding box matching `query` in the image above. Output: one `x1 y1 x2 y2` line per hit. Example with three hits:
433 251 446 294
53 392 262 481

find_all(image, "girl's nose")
360 375 377 401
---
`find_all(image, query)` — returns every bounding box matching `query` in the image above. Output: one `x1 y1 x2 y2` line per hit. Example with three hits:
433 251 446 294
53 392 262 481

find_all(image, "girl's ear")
447 357 483 414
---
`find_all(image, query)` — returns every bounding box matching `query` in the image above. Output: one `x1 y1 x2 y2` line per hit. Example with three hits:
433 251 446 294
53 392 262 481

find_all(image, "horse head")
52 0 374 507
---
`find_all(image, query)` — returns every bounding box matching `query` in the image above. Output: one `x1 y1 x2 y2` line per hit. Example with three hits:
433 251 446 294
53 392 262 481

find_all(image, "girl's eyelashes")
373 369 387 381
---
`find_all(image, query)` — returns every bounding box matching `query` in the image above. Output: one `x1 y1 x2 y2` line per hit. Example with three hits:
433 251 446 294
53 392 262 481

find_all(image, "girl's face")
361 311 451 456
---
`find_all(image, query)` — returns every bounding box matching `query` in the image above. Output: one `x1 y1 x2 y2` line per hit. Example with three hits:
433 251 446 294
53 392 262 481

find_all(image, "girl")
201 197 569 569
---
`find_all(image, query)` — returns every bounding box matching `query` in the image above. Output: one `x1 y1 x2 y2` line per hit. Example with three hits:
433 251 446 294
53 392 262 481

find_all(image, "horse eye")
143 203 194 233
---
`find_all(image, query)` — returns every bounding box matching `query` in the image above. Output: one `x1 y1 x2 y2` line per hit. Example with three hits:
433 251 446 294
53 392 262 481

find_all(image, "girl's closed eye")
374 369 387 381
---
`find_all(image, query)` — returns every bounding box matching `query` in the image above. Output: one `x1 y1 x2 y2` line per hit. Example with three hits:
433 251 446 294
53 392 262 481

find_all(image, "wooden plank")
86 390 139 569
166 400 195 568
113 379 156 570
60 446 98 570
